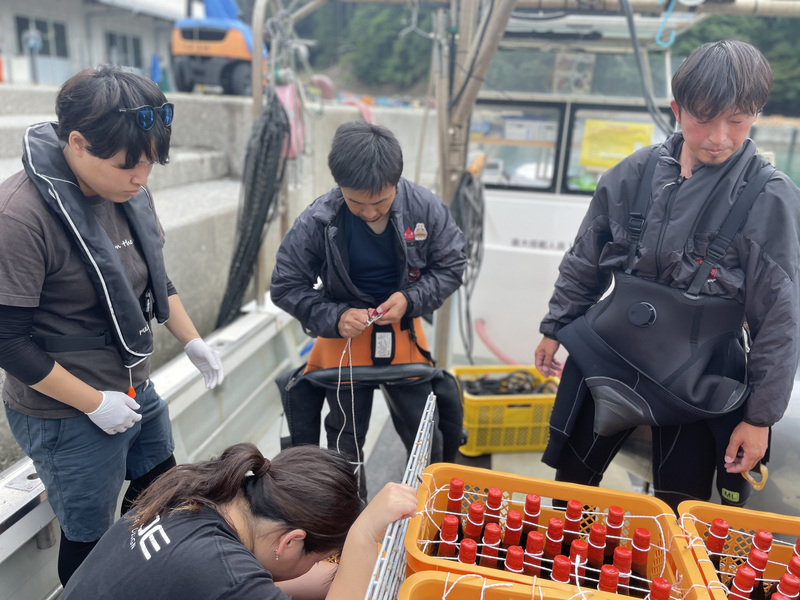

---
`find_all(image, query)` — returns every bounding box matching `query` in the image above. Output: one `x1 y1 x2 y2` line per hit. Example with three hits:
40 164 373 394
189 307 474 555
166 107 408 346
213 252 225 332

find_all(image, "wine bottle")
436 514 460 558
605 506 625 564
766 572 800 600
570 538 589 586
485 487 503 528
587 522 608 579
447 477 465 539
705 518 730 574
562 499 583 556
552 554 572 584
464 502 485 543
614 546 633 596
729 564 757 600
479 522 502 569
524 530 545 577
747 547 769 600
543 517 565 580
598 564 620 593
503 509 523 550
505 545 525 575
521 493 542 542
458 537 478 565
631 528 652 599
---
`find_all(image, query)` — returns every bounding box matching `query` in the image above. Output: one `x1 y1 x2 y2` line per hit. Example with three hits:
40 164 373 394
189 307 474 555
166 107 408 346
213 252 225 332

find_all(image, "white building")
0 0 206 87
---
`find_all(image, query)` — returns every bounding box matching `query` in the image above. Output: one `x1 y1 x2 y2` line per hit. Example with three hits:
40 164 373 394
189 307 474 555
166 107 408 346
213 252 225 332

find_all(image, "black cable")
619 0 674 138
216 89 291 328
450 165 485 365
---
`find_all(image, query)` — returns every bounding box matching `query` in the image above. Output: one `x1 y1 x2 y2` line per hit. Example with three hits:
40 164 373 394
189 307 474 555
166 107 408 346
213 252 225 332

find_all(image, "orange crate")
398 571 581 600
406 463 709 600
678 501 800 600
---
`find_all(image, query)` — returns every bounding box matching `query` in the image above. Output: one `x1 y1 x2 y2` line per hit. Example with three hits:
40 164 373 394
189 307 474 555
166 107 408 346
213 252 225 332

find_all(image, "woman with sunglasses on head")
0 64 223 586
61 443 418 600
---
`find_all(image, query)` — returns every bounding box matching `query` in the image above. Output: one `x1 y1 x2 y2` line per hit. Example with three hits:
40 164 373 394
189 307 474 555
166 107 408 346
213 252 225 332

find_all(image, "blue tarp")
202 0 239 20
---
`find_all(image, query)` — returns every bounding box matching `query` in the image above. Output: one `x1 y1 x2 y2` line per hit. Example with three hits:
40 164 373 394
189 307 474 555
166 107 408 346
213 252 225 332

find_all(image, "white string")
335 339 361 491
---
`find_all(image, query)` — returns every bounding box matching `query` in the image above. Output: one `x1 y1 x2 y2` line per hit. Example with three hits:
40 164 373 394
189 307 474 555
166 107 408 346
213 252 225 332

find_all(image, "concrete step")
0 115 56 158
0 147 232 190
0 84 58 116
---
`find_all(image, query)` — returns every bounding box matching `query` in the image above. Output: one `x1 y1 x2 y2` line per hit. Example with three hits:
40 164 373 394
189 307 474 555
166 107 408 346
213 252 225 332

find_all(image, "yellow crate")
451 365 556 456
678 501 800 600
405 463 710 600
399 571 582 600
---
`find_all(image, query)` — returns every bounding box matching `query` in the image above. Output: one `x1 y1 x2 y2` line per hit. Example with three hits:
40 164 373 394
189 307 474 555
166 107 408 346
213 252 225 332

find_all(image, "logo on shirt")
414 223 428 241
404 227 414 241
409 268 421 282
133 515 171 560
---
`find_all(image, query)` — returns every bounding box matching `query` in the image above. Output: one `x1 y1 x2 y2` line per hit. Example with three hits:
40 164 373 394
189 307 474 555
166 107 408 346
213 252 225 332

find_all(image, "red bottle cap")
614 546 633 571
599 564 620 592
467 502 484 523
747 547 769 572
441 514 459 543
754 530 773 552
448 478 464 501
707 519 730 553
772 595 792 600
733 564 756 591
483 522 502 545
458 538 477 564
526 530 545 554
506 510 522 530
547 517 565 540
487 487 503 510
570 539 589 563
778 573 800 597
552 554 571 583
589 522 607 545
566 499 582 520
607 505 625 528
505 545 525 572
525 494 541 518
650 576 672 600
788 556 800 578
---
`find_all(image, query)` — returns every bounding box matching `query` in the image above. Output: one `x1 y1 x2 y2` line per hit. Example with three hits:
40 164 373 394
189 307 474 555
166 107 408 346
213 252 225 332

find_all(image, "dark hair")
327 121 403 193
55 64 171 169
130 444 361 555
671 40 772 122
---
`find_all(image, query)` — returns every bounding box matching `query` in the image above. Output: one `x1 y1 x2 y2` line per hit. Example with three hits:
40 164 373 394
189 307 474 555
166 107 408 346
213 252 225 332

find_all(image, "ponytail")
130 444 361 554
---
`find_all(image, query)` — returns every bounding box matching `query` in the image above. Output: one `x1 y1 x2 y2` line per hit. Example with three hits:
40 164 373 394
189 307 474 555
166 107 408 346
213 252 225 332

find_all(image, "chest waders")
557 149 775 436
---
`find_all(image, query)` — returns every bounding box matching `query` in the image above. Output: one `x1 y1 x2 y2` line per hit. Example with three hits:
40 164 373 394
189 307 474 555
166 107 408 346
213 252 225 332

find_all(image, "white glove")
184 338 224 389
87 391 142 435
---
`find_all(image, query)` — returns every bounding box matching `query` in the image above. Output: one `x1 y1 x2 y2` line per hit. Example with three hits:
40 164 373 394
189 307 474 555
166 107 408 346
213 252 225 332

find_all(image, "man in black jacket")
535 41 800 510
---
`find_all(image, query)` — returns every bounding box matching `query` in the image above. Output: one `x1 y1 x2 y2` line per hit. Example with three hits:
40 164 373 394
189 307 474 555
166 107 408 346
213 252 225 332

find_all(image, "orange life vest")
304 317 432 374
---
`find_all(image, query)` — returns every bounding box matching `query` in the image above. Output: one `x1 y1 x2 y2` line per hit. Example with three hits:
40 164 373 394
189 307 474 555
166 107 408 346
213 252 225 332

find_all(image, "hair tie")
254 458 271 478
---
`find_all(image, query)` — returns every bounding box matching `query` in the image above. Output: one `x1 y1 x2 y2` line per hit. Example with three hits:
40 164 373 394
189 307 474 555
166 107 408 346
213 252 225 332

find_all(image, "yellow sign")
580 119 655 170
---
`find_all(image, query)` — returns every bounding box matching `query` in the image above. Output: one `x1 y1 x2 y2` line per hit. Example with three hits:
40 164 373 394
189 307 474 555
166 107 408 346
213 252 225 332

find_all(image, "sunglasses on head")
117 102 174 130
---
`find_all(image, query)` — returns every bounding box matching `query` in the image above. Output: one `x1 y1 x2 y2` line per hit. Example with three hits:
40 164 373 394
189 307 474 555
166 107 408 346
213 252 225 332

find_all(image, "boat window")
565 107 669 193
470 105 562 191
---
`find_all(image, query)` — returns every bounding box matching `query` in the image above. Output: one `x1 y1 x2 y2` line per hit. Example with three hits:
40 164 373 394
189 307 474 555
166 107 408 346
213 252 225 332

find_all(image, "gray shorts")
5 379 174 542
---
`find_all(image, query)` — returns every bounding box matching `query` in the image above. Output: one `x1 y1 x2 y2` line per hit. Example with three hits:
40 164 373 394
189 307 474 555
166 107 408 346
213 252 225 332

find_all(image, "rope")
215 89 290 328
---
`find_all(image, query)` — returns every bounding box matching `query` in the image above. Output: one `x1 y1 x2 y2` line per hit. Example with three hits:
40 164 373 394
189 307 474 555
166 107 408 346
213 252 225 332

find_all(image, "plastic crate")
406 463 709 600
678 500 800 600
451 365 557 456
398 571 581 600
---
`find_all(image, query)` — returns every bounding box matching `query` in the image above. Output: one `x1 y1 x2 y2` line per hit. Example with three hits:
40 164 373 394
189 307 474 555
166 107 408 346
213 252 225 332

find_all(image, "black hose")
216 89 291 328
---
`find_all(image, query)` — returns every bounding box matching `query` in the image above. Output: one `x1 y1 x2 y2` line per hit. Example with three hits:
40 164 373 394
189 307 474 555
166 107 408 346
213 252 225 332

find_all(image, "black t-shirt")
343 208 397 304
62 508 289 600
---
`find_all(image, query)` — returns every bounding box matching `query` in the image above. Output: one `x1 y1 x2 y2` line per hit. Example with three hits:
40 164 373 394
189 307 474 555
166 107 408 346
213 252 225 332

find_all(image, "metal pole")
251 0 269 307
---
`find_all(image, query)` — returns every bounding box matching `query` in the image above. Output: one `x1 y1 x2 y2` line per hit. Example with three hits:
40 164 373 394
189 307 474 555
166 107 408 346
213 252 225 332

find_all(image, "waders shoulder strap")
626 147 661 273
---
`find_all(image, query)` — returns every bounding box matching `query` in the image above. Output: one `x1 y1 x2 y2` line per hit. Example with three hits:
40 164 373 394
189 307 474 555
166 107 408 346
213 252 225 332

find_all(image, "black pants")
544 358 756 512
323 380 442 499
